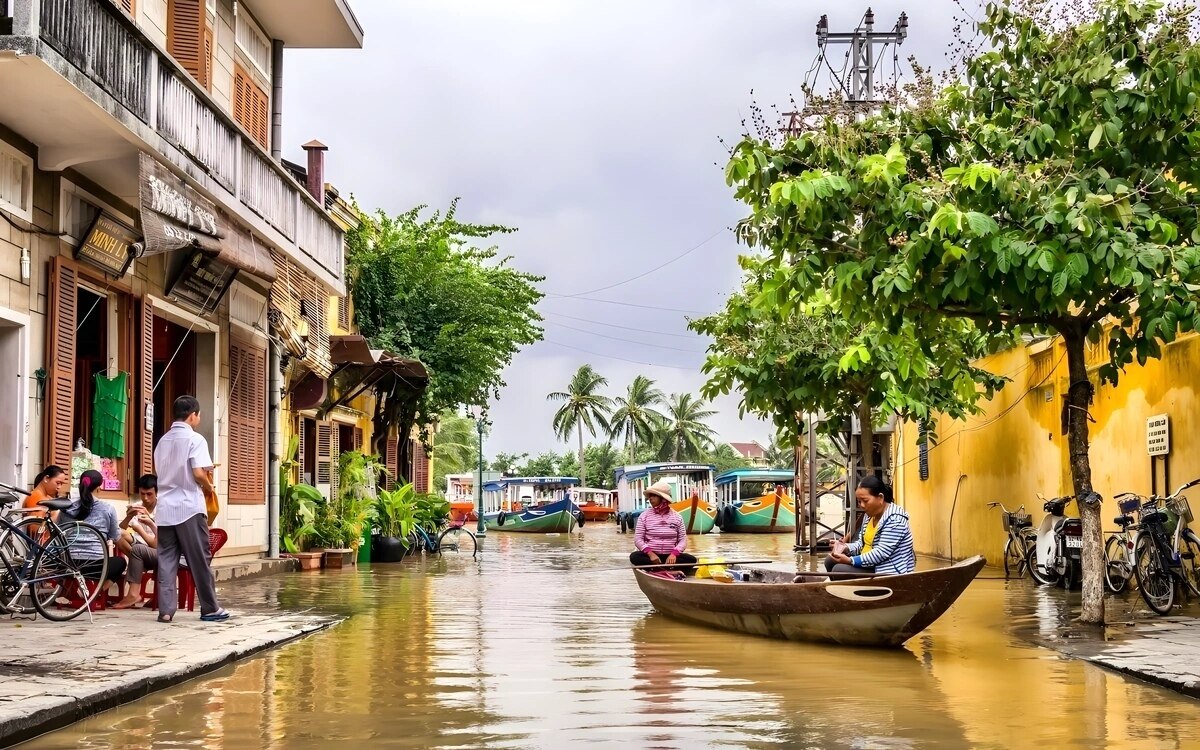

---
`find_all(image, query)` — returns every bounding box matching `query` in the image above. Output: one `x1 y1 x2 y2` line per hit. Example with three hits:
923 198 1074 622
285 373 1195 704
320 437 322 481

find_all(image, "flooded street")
23 527 1199 750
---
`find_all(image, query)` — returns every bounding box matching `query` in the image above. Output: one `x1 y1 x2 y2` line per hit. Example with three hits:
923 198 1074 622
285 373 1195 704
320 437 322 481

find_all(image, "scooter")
1028 494 1083 589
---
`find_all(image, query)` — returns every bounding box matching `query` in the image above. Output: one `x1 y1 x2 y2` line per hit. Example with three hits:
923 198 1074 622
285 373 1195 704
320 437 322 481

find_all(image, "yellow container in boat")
696 558 727 579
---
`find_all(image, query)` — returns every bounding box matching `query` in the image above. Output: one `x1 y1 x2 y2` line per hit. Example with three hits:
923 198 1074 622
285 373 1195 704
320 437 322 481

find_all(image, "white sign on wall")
1147 414 1170 457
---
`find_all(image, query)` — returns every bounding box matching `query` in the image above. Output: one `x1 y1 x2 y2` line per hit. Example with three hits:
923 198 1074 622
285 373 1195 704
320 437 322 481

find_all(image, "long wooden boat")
483 497 579 533
573 488 617 523
614 462 718 535
715 469 797 534
481 476 580 533
633 556 986 647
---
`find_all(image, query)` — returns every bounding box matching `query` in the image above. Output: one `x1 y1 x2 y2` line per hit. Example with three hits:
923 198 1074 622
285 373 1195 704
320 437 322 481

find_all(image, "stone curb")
0 614 340 748
1081 653 1200 699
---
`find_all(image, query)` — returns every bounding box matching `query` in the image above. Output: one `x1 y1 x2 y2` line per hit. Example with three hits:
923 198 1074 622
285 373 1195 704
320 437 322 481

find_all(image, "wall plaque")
166 250 238 315
75 213 138 277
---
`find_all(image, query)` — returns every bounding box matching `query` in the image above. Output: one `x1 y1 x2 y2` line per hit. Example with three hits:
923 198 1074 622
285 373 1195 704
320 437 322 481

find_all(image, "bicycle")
1131 478 1200 615
987 501 1036 578
0 481 111 621
405 519 478 557
1102 491 1142 594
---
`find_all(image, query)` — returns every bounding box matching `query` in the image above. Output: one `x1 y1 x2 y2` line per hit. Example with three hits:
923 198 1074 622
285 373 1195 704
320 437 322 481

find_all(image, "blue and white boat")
481 477 581 533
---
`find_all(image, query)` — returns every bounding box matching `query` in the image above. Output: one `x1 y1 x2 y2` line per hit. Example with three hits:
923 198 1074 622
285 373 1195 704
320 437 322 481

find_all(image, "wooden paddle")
631 559 774 570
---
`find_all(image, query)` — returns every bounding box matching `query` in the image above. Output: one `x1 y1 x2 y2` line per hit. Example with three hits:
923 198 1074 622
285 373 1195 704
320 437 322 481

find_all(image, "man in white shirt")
153 395 230 622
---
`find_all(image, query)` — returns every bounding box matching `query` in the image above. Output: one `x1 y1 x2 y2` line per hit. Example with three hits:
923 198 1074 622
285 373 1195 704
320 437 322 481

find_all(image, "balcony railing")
25 0 344 284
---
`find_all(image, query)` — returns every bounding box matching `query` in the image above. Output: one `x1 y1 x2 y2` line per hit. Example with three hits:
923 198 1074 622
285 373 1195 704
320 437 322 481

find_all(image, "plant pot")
291 552 323 571
322 548 355 569
372 535 407 563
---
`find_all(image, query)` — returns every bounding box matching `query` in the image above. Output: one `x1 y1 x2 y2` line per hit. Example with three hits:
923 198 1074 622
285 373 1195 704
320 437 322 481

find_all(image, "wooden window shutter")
228 339 266 504
352 427 363 452
385 437 398 491
329 426 341 500
233 64 270 148
411 440 430 494
315 421 333 487
45 257 77 470
138 297 154 477
168 0 208 87
337 296 350 330
111 0 135 15
296 416 307 484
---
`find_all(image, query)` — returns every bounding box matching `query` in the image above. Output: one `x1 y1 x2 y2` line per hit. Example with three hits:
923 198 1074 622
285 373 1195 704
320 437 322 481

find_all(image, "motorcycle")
1027 494 1083 589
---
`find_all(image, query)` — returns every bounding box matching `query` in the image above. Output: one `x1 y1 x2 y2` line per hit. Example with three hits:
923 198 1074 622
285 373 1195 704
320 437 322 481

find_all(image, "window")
227 338 267 504
109 0 134 16
337 296 350 330
236 13 271 79
59 181 137 247
233 63 270 148
167 0 211 89
0 140 33 222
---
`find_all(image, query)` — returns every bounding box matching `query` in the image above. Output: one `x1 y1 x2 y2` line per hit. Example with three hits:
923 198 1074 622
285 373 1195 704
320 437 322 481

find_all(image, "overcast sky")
283 0 966 458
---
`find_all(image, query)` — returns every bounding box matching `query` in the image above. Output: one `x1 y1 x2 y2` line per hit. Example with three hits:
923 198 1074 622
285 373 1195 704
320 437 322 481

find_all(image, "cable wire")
541 339 705 371
545 320 707 354
541 295 709 315
542 311 706 340
549 228 726 298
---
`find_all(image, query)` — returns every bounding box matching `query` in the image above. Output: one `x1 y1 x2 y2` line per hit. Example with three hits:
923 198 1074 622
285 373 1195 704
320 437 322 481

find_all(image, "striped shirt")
845 502 916 575
634 507 687 555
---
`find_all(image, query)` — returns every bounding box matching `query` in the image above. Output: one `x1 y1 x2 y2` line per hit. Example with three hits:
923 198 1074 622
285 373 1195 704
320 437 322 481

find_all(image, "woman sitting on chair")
57 470 127 583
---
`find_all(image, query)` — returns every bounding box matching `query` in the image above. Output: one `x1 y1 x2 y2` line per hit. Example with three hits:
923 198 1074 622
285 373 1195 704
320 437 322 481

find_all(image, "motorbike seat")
1113 514 1134 526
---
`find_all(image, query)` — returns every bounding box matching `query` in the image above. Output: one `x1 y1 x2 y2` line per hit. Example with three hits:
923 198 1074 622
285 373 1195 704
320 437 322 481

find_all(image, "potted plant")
279 436 324 571
318 450 384 568
373 483 416 562
414 492 451 538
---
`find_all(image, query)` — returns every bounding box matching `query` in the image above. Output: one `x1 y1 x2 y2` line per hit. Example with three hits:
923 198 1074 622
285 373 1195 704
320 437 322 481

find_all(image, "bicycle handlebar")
1166 478 1200 499
0 481 30 496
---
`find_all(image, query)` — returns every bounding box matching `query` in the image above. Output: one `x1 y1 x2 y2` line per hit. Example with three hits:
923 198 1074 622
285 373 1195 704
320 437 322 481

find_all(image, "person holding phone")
113 474 159 609
822 476 915 576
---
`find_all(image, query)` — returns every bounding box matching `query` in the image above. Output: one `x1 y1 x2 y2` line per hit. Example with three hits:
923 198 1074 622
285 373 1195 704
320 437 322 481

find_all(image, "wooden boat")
573 487 617 523
614 462 718 534
445 473 477 522
714 469 797 534
633 556 986 647
481 477 581 533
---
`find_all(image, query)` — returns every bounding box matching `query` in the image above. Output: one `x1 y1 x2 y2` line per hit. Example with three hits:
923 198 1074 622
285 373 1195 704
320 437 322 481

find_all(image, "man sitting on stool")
113 474 158 609
629 481 697 573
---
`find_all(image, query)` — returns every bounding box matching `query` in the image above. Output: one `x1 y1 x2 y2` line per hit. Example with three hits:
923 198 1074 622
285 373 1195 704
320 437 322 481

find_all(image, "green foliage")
514 452 562 478
374 484 416 539
414 493 451 534
347 201 544 458
555 442 622 488
607 375 667 463
548 365 613 485
280 435 320 553
431 410 479 493
655 393 718 462
490 452 527 474
704 443 750 474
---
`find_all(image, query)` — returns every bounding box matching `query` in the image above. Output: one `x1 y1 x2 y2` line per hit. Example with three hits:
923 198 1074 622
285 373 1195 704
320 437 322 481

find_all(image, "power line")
549 228 727 298
541 339 705 371
545 319 708 353
542 294 709 315
542 311 706 340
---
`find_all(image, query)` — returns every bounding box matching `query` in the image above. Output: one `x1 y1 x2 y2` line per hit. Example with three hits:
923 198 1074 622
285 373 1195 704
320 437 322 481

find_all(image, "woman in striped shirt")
824 476 916 576
630 481 697 572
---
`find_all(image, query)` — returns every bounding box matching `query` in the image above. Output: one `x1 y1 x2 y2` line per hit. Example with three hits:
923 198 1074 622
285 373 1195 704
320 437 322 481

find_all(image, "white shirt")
153 421 213 527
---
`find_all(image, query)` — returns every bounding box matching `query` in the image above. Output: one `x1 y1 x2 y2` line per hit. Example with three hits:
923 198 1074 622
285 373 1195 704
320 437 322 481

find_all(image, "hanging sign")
75 213 138 277
138 153 225 255
166 249 237 315
1146 414 1170 457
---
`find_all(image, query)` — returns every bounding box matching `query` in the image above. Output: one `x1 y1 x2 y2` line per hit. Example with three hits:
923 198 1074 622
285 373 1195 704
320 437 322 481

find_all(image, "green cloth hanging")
91 371 128 459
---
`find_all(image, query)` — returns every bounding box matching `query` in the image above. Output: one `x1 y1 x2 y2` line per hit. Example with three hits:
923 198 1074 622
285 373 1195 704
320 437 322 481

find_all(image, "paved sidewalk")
1081 616 1200 698
0 578 339 747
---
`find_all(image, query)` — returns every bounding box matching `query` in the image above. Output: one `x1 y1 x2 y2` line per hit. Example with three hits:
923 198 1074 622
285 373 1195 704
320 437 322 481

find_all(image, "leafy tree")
515 452 562 478
346 202 543 481
656 393 718 462
557 443 622 488
691 258 1004 471
490 452 527 475
724 0 1200 623
705 443 750 474
431 410 478 493
548 365 613 487
608 375 667 463
762 433 795 470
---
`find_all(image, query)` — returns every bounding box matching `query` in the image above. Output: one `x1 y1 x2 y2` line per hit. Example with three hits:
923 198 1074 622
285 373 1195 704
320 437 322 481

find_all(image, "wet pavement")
9 527 1200 749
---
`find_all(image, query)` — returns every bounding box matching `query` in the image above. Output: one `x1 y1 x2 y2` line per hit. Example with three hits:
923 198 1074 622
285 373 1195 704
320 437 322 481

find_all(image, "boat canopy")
482 476 580 493
613 463 715 484
571 487 613 499
714 468 796 487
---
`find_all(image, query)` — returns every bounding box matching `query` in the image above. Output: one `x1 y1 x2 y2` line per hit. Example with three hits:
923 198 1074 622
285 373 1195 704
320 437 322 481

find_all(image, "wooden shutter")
111 0 135 14
352 427 363 452
411 440 430 494
296 416 307 484
337 297 350 331
385 437 398 491
168 0 208 88
45 257 77 470
315 421 333 488
234 64 270 148
138 297 154 477
228 339 266 504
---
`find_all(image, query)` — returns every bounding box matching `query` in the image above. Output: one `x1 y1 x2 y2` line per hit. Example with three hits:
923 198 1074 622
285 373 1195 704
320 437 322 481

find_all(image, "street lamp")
468 404 488 537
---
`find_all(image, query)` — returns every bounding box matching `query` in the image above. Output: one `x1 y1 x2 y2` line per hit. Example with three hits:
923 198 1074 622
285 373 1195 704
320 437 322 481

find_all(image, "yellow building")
895 331 1200 565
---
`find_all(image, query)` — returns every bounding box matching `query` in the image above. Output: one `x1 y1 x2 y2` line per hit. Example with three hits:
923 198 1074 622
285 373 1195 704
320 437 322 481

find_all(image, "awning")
319 334 429 415
330 335 429 380
138 152 277 281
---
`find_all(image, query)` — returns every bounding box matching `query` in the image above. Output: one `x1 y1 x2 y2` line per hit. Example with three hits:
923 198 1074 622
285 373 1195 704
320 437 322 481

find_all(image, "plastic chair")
178 528 228 612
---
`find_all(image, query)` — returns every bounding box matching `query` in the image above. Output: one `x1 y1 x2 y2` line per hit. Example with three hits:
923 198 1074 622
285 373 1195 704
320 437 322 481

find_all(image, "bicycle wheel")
1027 544 1059 586
0 517 48 614
31 522 108 622
437 526 478 557
1133 531 1174 615
1003 536 1027 579
1179 529 1200 597
1104 535 1130 594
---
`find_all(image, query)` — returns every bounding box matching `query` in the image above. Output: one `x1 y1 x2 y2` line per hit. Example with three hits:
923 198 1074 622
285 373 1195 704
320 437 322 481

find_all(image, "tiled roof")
729 441 765 457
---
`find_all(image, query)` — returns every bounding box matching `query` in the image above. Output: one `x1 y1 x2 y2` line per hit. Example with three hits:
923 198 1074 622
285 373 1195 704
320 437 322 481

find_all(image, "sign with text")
75 213 138 277
138 152 225 255
166 250 237 315
1147 414 1170 457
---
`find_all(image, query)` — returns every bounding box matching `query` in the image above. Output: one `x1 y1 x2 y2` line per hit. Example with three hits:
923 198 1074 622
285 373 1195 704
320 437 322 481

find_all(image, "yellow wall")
896 332 1200 565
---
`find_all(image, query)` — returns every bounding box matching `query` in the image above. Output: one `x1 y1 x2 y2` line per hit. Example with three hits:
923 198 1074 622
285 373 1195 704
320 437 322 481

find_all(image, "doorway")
0 317 24 485
152 316 197 444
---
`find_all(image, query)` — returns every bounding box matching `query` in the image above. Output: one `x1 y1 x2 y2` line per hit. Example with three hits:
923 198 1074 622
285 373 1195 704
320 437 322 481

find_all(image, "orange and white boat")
573 488 617 523
445 473 477 522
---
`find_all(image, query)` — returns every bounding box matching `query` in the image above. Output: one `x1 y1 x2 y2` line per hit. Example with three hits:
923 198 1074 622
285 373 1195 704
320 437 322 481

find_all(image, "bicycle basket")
1167 497 1193 526
1003 511 1031 532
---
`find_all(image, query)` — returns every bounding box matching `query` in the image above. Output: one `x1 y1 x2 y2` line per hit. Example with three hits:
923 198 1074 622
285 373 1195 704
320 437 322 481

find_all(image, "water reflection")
21 528 1200 750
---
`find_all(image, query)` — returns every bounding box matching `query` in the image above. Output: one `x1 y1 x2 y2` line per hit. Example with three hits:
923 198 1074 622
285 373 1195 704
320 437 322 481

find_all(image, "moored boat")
445 473 477 522
482 477 580 533
633 556 986 647
573 487 617 523
714 469 797 534
614 462 718 534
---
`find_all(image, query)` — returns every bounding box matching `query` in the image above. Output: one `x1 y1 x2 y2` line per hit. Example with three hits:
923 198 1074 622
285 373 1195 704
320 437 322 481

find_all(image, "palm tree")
657 393 718 462
547 365 613 486
608 375 666 463
762 432 796 469
431 411 478 491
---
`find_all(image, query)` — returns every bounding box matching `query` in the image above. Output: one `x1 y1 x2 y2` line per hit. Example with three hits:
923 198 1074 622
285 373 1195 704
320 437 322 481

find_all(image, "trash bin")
357 525 372 564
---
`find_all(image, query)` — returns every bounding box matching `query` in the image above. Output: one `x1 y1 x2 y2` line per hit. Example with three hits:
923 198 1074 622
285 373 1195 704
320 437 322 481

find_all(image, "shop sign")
138 153 225 255
1147 414 1170 456
166 249 237 315
74 213 138 277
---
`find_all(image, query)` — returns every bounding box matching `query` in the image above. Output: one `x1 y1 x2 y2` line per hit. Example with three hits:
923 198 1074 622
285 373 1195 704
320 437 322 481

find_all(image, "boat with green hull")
481 477 582 534
614 463 717 534
715 469 797 534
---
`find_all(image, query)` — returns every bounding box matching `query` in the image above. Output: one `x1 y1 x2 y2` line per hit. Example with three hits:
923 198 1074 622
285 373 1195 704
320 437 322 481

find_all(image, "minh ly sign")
75 213 139 277
1146 414 1170 457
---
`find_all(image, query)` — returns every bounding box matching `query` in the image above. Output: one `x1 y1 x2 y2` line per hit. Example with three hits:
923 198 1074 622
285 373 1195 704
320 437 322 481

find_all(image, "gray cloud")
282 0 964 456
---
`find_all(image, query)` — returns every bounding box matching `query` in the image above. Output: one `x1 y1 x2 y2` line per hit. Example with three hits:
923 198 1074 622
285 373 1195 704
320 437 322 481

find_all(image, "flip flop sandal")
200 609 231 622
157 613 174 623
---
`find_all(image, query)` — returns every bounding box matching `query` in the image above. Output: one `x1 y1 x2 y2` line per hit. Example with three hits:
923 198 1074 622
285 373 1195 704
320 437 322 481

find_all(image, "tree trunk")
857 402 876 474
577 423 586 487
1062 327 1104 624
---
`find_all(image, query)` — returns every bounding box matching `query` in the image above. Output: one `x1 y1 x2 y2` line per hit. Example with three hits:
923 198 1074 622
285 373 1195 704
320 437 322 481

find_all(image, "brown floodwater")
19 527 1200 749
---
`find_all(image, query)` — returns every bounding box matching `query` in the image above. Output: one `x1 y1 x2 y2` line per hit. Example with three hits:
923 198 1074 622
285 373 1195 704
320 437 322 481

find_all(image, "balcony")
0 0 345 292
